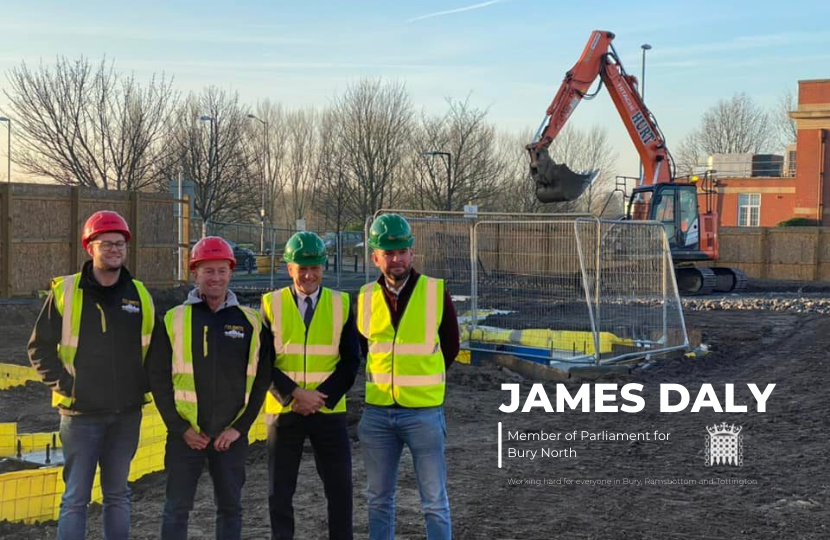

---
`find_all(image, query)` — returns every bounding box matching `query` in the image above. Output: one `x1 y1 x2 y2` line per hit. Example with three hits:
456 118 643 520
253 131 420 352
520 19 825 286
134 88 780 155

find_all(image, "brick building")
712 79 830 227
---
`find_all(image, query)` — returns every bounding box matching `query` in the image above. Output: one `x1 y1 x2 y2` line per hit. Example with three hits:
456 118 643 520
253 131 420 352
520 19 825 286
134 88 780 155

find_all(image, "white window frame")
737 193 761 227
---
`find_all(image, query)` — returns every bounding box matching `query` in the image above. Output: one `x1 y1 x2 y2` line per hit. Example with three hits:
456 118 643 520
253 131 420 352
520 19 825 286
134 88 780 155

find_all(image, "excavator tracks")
675 266 747 296
676 266 716 296
712 267 748 293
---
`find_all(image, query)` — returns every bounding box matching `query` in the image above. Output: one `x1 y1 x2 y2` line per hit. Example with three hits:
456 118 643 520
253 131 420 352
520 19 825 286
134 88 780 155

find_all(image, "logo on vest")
224 324 245 339
121 300 140 314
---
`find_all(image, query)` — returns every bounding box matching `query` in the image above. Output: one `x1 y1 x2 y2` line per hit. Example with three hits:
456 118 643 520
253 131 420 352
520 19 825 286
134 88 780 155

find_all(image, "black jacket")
268 286 362 412
147 289 273 438
28 261 160 415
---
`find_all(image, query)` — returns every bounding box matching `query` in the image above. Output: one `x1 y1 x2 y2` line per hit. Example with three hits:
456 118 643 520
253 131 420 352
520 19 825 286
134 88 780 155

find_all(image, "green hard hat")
368 214 414 251
283 232 328 265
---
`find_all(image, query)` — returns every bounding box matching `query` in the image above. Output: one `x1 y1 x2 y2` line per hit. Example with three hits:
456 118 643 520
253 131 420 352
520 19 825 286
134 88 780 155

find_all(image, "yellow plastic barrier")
0 423 17 456
463 327 635 356
0 467 61 523
0 363 40 390
0 400 272 524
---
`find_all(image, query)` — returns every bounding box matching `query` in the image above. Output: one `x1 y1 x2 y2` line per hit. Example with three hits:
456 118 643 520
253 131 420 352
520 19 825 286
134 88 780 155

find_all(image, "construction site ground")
0 290 827 539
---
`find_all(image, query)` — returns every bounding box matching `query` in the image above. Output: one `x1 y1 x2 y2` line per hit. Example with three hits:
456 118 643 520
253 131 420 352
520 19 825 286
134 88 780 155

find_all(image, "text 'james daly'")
498 383 775 413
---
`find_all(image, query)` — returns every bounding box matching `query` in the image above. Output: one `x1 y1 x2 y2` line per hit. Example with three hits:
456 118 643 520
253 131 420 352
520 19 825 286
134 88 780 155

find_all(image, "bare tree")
4 56 177 189
486 125 618 215
162 87 256 230
492 131 545 213
673 131 704 177
774 88 798 148
537 125 618 214
280 108 322 224
315 108 356 233
407 98 507 211
331 78 413 219
677 92 775 169
247 100 289 228
565 125 618 214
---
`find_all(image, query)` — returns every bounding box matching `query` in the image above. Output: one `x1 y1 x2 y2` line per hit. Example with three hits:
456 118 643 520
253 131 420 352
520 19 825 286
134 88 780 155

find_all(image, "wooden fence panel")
0 184 179 297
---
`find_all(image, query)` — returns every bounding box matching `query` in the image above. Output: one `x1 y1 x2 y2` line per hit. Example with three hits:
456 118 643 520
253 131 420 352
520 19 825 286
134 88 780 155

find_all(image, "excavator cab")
628 184 705 257
628 183 745 294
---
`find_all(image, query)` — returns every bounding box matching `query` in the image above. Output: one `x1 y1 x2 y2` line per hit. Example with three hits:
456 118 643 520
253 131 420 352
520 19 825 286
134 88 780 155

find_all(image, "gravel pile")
682 293 830 314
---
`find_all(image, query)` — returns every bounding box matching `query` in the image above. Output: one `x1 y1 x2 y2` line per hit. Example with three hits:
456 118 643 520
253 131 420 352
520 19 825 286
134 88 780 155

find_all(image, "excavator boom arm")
530 30 672 203
531 31 612 149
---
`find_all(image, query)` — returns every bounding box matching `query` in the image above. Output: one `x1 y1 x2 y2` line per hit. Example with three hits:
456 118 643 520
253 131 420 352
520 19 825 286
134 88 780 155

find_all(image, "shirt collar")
295 286 321 307
384 274 409 296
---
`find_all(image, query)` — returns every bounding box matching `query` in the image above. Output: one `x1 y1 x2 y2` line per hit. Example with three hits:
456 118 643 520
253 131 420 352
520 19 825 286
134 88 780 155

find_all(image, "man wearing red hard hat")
28 210 164 540
147 236 273 540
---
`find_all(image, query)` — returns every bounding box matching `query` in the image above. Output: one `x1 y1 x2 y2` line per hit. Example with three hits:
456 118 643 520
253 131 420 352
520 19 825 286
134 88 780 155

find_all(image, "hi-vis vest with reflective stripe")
51 273 155 409
262 287 349 414
357 276 445 407
164 304 262 434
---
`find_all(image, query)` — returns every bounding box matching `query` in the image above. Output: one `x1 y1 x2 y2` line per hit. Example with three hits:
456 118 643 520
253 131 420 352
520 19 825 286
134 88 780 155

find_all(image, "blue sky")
1 0 829 177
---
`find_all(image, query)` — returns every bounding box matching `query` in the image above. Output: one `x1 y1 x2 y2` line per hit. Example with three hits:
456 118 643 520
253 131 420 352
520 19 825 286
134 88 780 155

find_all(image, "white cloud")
407 0 509 23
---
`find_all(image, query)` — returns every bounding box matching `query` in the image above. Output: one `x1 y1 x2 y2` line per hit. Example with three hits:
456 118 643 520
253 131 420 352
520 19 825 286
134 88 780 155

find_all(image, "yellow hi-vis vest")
51 272 155 408
261 287 349 414
164 304 262 434
357 276 445 407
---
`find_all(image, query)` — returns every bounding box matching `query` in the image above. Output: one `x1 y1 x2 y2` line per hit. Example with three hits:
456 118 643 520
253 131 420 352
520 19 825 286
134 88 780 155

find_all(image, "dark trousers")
267 412 353 540
160 432 248 540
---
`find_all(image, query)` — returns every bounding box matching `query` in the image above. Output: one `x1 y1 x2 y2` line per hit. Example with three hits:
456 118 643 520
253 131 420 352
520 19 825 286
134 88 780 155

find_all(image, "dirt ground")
0 299 827 539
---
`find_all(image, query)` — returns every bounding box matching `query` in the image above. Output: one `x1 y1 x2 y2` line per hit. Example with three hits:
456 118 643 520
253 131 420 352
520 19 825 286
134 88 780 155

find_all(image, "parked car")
323 231 364 255
226 240 257 274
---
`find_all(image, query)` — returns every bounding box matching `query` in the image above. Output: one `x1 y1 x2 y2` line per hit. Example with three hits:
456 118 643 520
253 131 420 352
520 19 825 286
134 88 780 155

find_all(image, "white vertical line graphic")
498 422 502 468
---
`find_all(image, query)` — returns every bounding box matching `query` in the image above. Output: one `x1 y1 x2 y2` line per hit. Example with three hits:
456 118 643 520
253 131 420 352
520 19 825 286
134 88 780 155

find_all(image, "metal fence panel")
364 210 688 367
472 219 597 362
574 219 688 364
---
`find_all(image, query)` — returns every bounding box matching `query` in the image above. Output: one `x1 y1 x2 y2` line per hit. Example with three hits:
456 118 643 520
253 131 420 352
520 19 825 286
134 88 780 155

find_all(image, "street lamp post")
422 151 452 210
247 114 269 254
199 115 215 238
0 117 10 184
640 43 652 102
639 43 652 183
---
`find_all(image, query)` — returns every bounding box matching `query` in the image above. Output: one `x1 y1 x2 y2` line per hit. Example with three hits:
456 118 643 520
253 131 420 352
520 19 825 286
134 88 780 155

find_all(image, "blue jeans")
160 432 248 540
58 409 142 540
358 405 451 540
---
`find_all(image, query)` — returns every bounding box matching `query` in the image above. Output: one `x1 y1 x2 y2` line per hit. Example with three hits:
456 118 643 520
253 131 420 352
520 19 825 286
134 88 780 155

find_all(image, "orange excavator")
528 30 746 295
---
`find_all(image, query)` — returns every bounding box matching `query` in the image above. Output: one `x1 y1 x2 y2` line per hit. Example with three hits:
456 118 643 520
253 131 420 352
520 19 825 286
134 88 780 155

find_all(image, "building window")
787 150 797 177
738 193 761 227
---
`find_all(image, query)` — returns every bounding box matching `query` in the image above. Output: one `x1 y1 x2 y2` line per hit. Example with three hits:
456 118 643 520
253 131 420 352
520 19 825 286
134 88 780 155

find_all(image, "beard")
385 265 411 285
96 259 123 272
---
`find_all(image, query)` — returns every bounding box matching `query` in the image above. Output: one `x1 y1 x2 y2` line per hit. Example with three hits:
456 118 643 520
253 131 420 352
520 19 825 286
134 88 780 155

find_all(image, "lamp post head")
0 117 9 122
641 43 652 51
199 115 214 122
247 113 267 126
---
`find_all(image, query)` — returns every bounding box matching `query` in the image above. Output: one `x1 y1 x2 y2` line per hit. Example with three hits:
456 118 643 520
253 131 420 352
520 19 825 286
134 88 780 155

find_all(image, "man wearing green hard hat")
260 231 361 540
357 213 460 540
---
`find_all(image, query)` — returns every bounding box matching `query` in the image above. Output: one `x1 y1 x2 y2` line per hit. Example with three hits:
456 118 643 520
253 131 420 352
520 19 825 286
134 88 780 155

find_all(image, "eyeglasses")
90 240 127 251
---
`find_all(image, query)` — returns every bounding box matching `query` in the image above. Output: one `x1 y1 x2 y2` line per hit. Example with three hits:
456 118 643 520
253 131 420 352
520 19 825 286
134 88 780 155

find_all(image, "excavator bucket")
531 147 598 203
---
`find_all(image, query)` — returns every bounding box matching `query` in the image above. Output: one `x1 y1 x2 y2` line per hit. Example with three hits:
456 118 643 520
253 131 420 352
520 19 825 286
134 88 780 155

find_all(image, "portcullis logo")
705 423 743 467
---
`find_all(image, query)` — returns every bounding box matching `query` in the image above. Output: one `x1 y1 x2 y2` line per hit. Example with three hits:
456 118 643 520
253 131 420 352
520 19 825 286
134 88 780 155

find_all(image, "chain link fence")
185 218 366 289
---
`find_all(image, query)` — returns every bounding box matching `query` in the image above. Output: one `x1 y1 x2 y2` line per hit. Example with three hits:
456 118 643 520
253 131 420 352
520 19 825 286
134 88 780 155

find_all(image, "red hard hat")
189 236 236 270
82 211 131 249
